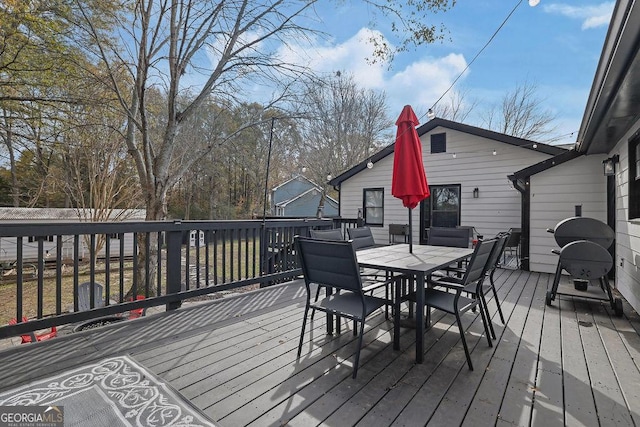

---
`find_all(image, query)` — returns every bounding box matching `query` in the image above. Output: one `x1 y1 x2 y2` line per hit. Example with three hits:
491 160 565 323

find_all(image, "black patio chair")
347 226 376 250
502 228 521 267
295 236 394 378
441 232 510 339
427 226 471 248
403 237 498 370
347 226 396 316
308 228 345 318
309 228 344 241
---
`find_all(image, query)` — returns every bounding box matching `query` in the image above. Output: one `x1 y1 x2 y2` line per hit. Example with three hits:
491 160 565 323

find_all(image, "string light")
367 160 374 169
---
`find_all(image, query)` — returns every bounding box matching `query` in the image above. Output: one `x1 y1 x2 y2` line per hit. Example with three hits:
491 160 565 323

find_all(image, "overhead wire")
420 0 529 123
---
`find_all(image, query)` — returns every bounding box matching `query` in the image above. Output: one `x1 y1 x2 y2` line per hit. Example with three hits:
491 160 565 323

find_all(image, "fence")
0 218 352 340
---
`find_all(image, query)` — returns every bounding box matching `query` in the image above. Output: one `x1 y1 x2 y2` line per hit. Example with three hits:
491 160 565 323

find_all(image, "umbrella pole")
408 208 413 253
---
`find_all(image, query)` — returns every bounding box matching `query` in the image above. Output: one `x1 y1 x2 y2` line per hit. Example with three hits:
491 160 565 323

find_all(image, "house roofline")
329 117 567 187
508 149 584 184
275 188 338 207
271 174 323 193
577 0 640 154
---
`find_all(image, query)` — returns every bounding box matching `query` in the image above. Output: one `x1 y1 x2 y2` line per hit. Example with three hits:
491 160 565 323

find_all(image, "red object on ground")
9 316 57 344
391 105 430 209
127 295 146 319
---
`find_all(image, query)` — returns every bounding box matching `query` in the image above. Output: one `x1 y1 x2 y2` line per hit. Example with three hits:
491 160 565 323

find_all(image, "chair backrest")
504 228 521 249
295 236 363 294
389 224 409 244
427 227 470 248
487 232 510 271
309 228 344 241
560 240 613 280
347 227 376 250
462 238 498 284
78 281 105 311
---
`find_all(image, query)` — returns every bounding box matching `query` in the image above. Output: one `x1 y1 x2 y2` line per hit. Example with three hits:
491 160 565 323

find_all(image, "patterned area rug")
0 355 216 427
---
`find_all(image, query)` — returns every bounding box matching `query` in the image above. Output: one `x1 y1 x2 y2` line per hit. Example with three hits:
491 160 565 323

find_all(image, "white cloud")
385 54 468 116
278 27 387 88
543 2 615 29
279 28 468 116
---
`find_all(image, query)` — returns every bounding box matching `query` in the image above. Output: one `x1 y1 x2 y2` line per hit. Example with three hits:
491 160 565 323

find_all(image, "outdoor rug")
0 355 217 426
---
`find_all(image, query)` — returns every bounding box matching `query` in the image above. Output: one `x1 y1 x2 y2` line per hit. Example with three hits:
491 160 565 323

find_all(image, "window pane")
431 133 446 154
366 207 383 224
363 188 384 226
430 185 460 228
432 187 459 210
365 190 383 207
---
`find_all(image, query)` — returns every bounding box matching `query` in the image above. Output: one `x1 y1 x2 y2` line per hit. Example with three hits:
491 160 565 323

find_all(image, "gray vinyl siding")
339 126 553 245
611 119 640 314
528 155 608 274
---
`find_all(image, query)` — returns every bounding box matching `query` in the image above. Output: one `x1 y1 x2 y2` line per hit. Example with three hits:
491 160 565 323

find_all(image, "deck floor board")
0 269 638 426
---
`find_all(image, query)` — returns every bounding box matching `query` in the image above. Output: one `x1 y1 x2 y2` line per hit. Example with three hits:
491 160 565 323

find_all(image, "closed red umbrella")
392 105 430 252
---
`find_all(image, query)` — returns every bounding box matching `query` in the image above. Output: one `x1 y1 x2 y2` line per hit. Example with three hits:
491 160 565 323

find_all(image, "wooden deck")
1 267 640 426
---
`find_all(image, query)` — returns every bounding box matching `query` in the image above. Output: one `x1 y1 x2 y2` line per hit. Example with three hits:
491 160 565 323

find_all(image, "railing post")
166 223 183 311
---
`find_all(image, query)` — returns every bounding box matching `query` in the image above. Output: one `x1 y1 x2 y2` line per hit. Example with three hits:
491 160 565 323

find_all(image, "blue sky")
288 1 615 145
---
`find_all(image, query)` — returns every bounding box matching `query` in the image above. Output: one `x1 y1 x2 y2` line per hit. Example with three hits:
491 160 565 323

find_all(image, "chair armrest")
427 276 465 290
362 274 408 293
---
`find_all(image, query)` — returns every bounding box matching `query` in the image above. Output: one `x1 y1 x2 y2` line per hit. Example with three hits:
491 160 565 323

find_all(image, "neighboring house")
328 118 566 245
270 175 338 217
514 0 640 313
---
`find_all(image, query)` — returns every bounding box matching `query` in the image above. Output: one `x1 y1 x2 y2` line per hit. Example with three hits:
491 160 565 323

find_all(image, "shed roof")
0 208 146 222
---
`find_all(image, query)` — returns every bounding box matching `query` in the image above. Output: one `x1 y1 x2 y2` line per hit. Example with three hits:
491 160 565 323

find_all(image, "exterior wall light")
473 187 479 198
603 154 619 176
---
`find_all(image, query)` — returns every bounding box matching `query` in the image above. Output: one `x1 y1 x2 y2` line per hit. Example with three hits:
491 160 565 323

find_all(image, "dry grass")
0 261 135 325
1 240 267 325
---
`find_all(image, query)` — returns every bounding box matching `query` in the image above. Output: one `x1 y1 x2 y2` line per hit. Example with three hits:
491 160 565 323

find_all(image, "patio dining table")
355 243 474 363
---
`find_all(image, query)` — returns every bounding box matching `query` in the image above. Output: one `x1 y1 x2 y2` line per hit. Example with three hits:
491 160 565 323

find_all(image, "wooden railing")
0 218 350 340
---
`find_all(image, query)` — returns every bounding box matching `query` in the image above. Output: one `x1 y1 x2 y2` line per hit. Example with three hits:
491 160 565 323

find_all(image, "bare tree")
296 72 392 213
482 80 557 140
430 89 478 123
297 72 392 181
71 0 456 221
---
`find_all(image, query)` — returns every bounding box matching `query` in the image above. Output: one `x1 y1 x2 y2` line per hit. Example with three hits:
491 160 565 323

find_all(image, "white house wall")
339 126 553 244
610 119 640 314
528 155 608 274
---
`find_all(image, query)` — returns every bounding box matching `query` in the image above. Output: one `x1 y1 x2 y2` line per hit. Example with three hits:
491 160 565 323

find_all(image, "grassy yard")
0 261 135 325
0 239 268 325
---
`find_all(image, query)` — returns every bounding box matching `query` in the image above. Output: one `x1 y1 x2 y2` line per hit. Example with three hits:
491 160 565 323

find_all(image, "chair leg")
477 296 494 347
455 311 473 371
298 304 310 358
479 292 496 340
310 285 322 320
490 270 505 324
352 320 365 379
